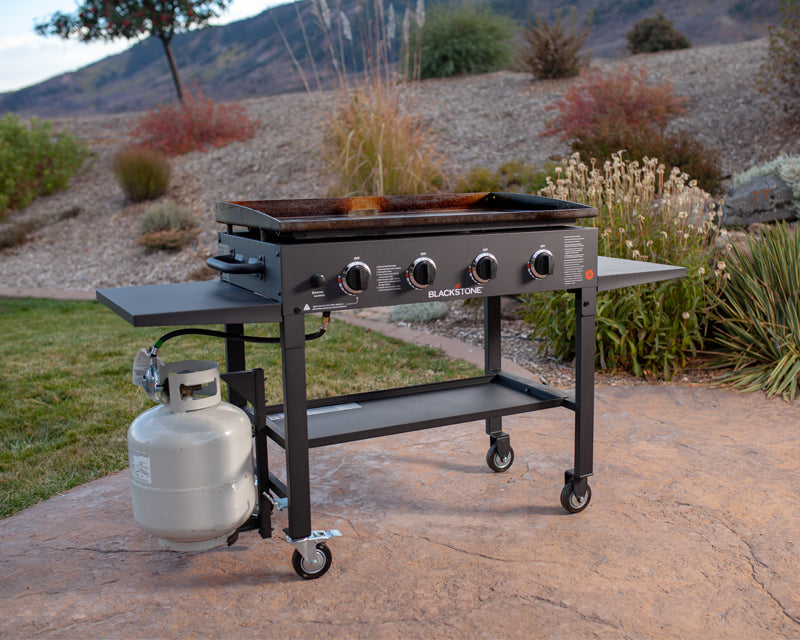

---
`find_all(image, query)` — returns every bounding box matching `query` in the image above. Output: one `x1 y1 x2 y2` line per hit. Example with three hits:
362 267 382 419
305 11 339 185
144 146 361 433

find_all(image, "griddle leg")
565 287 596 508
224 324 247 407
281 313 312 541
484 296 513 469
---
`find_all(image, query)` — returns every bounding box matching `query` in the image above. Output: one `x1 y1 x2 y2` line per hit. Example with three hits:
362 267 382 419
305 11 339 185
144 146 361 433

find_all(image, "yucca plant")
710 223 800 400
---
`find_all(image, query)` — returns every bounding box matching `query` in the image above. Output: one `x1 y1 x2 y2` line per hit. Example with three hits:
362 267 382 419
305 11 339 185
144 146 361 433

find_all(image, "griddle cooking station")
98 192 685 579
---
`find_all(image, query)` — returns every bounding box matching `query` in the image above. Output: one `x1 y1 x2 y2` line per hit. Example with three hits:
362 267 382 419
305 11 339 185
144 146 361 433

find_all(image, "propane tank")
128 358 255 551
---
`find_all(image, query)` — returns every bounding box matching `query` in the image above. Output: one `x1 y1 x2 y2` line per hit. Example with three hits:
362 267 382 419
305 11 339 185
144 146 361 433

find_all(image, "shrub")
139 199 200 251
517 10 591 80
710 223 800 400
544 66 687 143
455 160 558 194
129 86 259 156
0 113 90 217
543 66 722 192
518 153 725 380
571 127 724 193
756 0 800 119
626 13 691 54
321 81 444 196
410 4 514 79
112 147 170 203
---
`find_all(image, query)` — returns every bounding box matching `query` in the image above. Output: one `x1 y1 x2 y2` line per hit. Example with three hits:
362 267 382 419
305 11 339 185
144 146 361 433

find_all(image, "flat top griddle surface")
215 192 596 235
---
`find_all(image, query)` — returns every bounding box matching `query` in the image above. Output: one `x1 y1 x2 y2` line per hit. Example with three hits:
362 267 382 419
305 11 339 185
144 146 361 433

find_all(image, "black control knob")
470 253 498 284
339 261 371 295
528 249 554 279
407 257 437 289
310 273 326 288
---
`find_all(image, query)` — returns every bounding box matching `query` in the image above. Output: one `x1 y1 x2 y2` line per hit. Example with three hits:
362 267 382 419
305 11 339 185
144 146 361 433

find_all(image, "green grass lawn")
0 298 479 518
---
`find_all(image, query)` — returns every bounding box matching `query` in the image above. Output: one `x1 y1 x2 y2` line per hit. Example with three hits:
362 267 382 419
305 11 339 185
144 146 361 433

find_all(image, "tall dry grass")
292 0 443 196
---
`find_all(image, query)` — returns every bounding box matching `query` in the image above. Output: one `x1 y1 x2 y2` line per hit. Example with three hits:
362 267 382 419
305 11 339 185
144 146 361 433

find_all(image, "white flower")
682 312 690 320
625 240 633 248
717 261 726 270
340 11 352 41
698 266 706 276
387 4 396 41
319 0 331 29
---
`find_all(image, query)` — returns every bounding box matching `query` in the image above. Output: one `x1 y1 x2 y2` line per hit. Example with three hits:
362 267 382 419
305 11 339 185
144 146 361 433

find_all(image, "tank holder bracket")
264 493 288 511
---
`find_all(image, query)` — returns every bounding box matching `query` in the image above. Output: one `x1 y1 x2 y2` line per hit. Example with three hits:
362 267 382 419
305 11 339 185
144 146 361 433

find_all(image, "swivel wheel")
292 542 332 580
560 481 592 513
486 443 514 473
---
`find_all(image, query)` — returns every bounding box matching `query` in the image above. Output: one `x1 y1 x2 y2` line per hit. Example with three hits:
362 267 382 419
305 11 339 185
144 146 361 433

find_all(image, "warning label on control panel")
375 264 403 292
563 234 586 287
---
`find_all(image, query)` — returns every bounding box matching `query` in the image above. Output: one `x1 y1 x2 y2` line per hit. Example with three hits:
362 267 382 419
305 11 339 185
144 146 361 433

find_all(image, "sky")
0 1 286 93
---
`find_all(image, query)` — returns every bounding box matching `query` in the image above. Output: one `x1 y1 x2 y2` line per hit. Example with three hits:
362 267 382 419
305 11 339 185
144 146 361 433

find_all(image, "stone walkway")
2 292 800 638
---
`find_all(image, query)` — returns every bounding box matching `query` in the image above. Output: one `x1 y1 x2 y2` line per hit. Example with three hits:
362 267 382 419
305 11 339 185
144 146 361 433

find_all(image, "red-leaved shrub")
129 87 259 156
542 65 723 192
543 65 687 142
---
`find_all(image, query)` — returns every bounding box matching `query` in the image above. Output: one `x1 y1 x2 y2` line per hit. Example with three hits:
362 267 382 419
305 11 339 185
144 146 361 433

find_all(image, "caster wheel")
560 481 592 513
292 542 332 580
486 443 514 473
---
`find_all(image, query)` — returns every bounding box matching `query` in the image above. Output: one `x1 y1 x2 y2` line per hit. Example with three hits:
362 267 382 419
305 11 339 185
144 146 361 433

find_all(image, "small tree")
35 1 230 102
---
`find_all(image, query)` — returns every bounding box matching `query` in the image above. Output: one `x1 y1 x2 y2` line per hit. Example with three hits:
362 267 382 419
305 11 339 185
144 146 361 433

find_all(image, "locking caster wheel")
486 443 514 473
292 542 332 580
560 481 592 513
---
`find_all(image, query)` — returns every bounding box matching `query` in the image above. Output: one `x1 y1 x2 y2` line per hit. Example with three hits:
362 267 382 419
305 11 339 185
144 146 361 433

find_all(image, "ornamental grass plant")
710 223 800 400
517 10 591 80
518 152 726 379
313 0 444 196
112 146 170 202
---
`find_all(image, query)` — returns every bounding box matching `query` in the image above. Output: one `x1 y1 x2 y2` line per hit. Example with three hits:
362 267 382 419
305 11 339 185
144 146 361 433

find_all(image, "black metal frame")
222 284 596 543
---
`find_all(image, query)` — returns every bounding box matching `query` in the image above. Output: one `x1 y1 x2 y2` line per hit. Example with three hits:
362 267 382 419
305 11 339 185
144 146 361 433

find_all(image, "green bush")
455 160 558 194
626 13 691 54
411 4 514 79
710 223 800 400
517 10 591 80
518 153 725 380
112 147 170 203
544 66 722 192
757 0 800 119
0 113 90 217
139 199 199 251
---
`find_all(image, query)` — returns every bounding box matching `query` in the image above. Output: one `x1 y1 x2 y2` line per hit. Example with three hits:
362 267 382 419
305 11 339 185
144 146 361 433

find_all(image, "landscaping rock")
722 173 796 226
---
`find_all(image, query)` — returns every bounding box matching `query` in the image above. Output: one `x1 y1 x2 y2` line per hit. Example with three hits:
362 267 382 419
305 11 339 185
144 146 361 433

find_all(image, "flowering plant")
519 153 728 380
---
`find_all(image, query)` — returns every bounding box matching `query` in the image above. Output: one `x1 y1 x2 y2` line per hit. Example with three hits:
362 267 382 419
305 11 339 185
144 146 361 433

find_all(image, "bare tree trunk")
159 34 184 103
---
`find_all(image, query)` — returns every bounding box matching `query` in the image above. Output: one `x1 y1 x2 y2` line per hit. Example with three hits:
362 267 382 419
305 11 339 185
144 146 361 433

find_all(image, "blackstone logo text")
428 286 484 298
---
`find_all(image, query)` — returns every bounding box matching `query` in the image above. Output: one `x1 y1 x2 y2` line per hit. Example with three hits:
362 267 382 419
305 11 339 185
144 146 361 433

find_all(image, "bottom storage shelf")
263 373 571 448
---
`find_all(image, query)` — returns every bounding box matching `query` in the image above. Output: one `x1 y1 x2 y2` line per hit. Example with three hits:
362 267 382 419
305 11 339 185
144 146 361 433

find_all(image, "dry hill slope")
0 38 797 293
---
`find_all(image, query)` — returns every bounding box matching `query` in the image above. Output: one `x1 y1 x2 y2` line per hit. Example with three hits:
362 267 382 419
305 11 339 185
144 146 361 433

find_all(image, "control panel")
216 226 598 313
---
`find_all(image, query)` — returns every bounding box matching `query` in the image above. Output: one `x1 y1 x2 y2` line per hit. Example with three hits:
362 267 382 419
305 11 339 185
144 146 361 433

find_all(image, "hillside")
1 38 799 297
0 0 780 118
